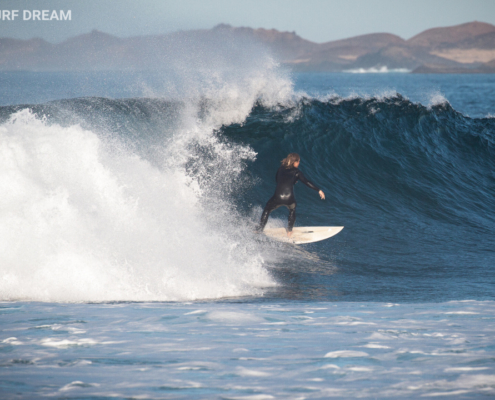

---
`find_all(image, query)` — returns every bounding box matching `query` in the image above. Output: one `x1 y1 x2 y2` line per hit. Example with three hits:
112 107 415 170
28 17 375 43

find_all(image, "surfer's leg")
287 203 296 236
257 198 280 232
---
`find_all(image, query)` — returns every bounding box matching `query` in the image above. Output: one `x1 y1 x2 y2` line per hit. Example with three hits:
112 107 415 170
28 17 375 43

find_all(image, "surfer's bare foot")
287 231 293 238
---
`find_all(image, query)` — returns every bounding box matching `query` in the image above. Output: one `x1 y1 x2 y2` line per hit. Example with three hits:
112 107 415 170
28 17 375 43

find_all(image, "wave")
230 95 495 221
1 84 494 302
343 66 411 73
0 52 295 302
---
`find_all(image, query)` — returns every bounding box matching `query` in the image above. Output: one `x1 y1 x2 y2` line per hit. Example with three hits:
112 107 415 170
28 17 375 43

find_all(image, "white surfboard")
263 226 344 244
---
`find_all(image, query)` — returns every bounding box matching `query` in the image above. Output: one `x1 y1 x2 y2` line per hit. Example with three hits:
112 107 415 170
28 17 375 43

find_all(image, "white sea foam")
34 324 86 334
184 310 208 315
445 367 489 372
226 395 275 400
427 92 449 107
40 338 100 348
362 343 391 349
347 366 374 372
235 367 272 377
232 348 250 353
444 311 479 315
60 381 99 391
205 311 265 324
320 364 340 369
324 350 369 358
0 109 272 302
2 337 23 345
344 66 410 73
0 46 294 302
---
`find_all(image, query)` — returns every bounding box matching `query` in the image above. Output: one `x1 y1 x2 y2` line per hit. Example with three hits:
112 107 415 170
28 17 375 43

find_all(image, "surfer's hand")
319 190 325 200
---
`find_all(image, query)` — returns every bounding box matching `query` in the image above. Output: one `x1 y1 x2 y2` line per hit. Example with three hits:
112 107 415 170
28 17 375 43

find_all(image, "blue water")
0 69 494 398
1 301 494 399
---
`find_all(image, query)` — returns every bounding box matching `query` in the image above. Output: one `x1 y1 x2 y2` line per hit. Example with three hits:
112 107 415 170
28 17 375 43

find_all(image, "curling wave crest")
0 46 295 301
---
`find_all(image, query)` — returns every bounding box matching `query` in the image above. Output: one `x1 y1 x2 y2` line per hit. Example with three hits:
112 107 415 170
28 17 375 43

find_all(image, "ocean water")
1 301 494 399
0 61 494 398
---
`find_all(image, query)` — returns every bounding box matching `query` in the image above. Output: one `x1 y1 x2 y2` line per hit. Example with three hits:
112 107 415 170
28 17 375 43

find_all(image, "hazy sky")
1 0 495 43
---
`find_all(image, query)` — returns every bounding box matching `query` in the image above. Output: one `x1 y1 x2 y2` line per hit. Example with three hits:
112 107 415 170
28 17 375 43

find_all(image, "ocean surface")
0 64 494 398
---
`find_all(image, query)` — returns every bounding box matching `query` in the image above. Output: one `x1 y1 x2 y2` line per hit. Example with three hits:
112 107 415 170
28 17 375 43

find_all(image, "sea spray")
0 31 303 302
0 108 276 301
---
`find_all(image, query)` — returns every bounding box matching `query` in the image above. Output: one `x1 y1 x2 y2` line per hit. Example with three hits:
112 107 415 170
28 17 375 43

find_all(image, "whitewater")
0 34 494 397
0 108 275 302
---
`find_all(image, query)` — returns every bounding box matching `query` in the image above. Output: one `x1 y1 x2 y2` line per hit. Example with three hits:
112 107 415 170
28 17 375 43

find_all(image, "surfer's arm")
297 170 319 191
298 170 325 199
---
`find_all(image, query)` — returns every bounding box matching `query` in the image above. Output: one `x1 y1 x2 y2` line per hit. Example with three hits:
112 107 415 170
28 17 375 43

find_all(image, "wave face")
221 95 495 301
227 95 495 227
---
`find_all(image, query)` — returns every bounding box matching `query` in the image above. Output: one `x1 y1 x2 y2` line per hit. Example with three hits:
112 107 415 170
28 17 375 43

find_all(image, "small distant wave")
344 66 411 73
427 91 449 107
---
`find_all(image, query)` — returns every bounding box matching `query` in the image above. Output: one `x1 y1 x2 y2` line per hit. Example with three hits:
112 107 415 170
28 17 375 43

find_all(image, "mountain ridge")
1 21 494 73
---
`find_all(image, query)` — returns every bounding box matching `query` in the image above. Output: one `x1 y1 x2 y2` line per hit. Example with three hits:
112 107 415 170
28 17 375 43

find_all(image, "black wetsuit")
258 166 320 232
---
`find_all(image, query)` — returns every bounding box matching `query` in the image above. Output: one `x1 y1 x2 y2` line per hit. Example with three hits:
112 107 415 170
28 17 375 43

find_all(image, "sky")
1 0 495 44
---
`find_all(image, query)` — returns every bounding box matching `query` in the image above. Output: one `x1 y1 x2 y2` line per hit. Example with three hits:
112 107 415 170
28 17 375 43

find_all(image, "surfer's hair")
281 153 300 168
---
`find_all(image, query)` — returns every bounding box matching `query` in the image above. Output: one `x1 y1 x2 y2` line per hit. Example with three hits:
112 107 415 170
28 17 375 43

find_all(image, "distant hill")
1 21 495 73
412 58 495 74
218 22 495 73
348 44 463 71
407 21 495 48
289 33 405 71
448 31 495 49
212 24 319 61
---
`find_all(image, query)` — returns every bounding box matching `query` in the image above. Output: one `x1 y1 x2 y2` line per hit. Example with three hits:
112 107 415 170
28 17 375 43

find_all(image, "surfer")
257 153 325 238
